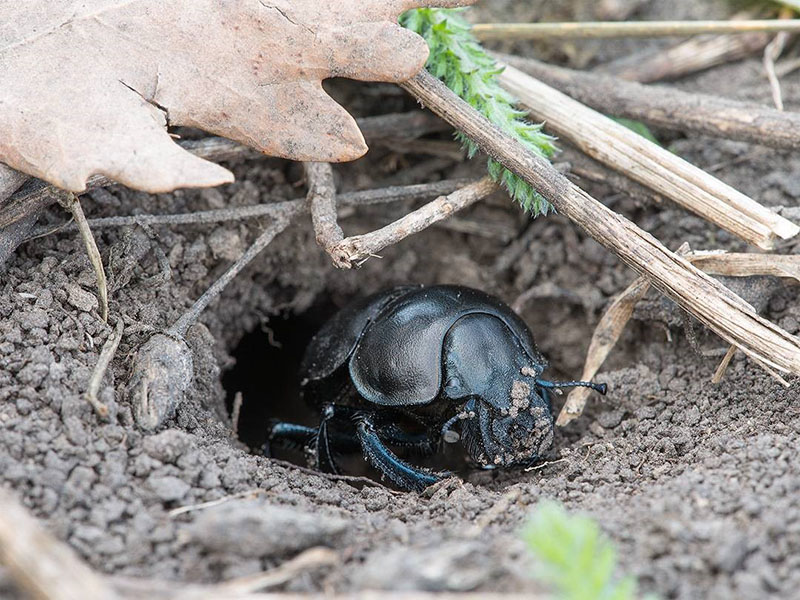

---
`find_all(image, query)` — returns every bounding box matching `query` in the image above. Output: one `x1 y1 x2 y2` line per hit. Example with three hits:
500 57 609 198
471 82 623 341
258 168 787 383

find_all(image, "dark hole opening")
221 292 473 484
222 300 336 453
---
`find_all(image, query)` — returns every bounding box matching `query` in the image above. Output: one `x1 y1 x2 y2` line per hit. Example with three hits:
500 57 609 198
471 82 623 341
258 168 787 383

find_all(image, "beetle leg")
356 415 451 492
263 421 317 456
315 405 343 475
374 422 437 455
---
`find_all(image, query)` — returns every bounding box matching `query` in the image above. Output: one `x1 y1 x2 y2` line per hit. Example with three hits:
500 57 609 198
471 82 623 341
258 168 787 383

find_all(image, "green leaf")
612 117 661 145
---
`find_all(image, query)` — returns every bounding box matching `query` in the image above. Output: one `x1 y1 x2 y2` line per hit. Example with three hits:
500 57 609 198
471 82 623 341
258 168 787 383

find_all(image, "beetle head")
441 314 554 467
441 314 607 468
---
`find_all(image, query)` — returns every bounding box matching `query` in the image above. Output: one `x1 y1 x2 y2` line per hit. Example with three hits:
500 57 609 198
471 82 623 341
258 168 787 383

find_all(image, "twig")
0 487 122 600
57 192 110 321
27 180 470 237
332 177 498 268
557 276 651 426
401 70 800 377
497 53 800 151
496 64 799 249
85 318 124 419
472 20 800 40
0 164 28 202
169 208 299 338
168 489 266 518
762 9 794 111
303 162 345 266
0 111 445 232
598 15 771 82
210 547 338 597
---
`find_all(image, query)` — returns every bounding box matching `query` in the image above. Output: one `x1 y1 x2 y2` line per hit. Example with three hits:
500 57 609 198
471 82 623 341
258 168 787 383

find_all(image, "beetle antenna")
536 379 608 395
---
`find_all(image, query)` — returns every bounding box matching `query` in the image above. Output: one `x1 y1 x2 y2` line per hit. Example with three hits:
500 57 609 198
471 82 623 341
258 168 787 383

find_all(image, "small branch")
400 70 800 377
560 246 798 423
27 180 470 237
303 162 345 266
472 19 800 40
496 64 799 249
497 53 800 152
168 489 266 518
0 164 28 202
169 206 300 338
85 318 124 419
57 192 110 321
331 177 498 268
0 487 121 600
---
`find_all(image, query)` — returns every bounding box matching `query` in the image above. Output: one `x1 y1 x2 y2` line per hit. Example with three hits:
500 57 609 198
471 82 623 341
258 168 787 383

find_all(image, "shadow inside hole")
222 302 334 453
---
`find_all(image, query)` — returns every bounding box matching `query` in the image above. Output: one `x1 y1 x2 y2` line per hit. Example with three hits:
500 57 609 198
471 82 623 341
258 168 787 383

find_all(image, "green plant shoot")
401 8 558 215
523 501 647 600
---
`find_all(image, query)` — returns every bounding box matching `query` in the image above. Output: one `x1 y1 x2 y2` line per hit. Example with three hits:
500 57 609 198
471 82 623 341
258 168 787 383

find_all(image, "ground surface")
1 0 799 598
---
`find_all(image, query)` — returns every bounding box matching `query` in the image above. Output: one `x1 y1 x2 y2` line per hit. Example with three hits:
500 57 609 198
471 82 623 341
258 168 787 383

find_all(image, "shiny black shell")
300 285 546 407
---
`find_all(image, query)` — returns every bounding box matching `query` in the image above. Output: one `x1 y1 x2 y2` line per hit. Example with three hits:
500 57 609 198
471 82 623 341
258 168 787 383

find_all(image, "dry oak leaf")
0 1 473 193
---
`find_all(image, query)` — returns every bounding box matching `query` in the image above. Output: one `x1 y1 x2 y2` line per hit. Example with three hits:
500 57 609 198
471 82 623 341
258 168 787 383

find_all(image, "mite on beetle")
264 285 607 492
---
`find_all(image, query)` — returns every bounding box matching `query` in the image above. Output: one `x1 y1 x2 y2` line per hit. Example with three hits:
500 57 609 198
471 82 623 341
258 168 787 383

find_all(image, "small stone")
147 475 190 503
66 284 98 313
186 499 347 558
143 429 193 464
353 541 494 591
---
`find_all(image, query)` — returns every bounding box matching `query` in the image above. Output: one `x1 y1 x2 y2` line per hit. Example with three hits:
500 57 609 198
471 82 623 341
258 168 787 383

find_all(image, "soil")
1 1 799 598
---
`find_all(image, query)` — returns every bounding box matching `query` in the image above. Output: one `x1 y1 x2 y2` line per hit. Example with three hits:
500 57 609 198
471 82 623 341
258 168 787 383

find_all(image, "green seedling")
523 500 655 600
401 8 558 215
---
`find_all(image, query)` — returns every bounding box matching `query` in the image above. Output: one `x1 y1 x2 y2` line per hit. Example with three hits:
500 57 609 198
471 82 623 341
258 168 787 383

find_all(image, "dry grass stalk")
472 19 800 40
712 346 739 384
560 247 798 422
85 318 124 419
57 192 110 322
401 70 800 379
557 276 651 426
497 64 799 250
686 251 800 283
332 177 498 268
497 53 800 151
0 487 121 600
762 8 795 110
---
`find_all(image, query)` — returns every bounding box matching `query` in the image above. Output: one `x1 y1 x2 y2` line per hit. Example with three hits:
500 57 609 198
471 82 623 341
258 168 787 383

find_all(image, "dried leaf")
0 1 472 193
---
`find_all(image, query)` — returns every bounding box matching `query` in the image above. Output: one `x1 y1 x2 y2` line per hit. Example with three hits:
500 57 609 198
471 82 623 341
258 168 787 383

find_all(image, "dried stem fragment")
401 70 800 378
332 177 498 268
497 53 800 151
557 277 651 426
85 318 124 419
57 192 109 321
686 251 800 283
599 15 772 82
0 487 121 600
473 19 800 40
762 8 794 111
712 346 738 384
496 64 799 249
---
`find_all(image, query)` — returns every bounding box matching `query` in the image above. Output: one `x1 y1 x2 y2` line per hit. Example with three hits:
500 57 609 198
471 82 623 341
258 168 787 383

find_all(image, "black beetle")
265 285 606 491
